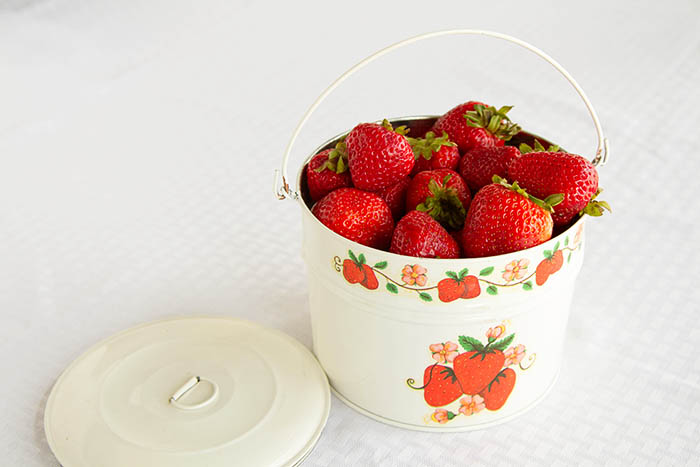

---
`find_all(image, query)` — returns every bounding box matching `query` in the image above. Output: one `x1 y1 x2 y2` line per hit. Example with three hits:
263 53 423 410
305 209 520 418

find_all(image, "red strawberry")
507 150 609 227
460 275 481 298
437 278 466 302
480 368 516 410
407 130 460 175
405 169 471 231
460 177 560 258
551 249 564 272
360 264 379 290
453 350 505 395
305 142 353 201
535 259 552 286
312 188 394 249
535 249 564 285
437 270 480 302
342 259 364 284
346 119 415 191
416 364 463 407
390 211 460 259
459 145 521 193
374 176 410 221
432 102 521 153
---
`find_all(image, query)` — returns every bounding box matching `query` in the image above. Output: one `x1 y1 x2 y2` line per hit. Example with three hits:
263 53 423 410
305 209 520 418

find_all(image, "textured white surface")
1 0 699 465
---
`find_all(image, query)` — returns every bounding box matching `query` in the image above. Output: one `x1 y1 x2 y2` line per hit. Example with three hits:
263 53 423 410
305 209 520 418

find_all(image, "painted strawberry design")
408 364 463 407
407 325 530 423
342 259 364 284
452 332 514 394
360 263 379 290
437 269 480 302
346 119 415 191
342 250 379 290
535 245 565 286
453 351 505 395
480 368 516 410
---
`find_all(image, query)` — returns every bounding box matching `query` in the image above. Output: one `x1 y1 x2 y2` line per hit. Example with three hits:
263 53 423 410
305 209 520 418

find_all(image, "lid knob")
169 376 219 411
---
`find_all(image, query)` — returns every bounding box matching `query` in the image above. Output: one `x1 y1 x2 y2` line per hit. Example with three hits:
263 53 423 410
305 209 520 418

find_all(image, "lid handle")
169 376 219 411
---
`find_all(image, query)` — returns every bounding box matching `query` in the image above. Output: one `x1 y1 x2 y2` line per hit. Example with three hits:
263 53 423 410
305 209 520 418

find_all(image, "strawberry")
507 150 610 227
390 211 460 259
459 145 521 193
405 169 471 231
535 248 564 286
412 364 463 407
305 142 353 201
312 188 394 249
343 250 380 289
437 270 480 302
460 176 561 258
346 119 415 191
453 350 505 395
480 368 516 410
432 102 521 153
360 264 379 290
374 176 410 221
407 130 460 175
437 278 465 302
342 259 364 284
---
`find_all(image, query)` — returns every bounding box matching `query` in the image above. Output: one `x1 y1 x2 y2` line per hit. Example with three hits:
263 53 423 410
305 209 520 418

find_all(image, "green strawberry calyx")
416 175 466 230
381 118 409 136
519 139 560 153
492 175 563 213
315 141 349 174
464 104 521 141
580 188 611 217
407 130 456 161
458 333 515 360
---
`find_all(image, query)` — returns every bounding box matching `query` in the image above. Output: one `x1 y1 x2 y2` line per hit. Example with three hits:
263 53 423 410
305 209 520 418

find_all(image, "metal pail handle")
275 29 610 202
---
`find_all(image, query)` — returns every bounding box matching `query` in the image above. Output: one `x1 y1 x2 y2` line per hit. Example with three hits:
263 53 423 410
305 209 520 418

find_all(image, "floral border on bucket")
333 224 583 303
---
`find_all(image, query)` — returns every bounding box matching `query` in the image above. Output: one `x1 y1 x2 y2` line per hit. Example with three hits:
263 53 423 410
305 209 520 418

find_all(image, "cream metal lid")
44 316 330 467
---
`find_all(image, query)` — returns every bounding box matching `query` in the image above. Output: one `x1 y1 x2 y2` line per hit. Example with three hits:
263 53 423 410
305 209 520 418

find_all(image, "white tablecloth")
1 0 699 465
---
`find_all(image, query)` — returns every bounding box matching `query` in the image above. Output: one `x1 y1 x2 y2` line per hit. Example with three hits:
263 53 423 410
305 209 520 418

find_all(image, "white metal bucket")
275 30 609 431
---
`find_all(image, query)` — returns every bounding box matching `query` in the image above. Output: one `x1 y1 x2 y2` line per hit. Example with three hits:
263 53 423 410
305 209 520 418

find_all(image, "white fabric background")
1 0 699 465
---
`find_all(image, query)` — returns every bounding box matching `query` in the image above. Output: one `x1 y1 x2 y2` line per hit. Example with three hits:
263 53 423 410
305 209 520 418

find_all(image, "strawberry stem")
519 139 560 153
315 141 349 174
464 104 521 141
407 131 456 161
492 175 563 213
416 176 466 230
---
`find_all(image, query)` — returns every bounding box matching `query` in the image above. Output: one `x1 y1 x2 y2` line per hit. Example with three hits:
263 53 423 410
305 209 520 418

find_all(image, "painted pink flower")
504 344 526 366
402 264 428 286
459 395 485 416
502 259 529 282
429 341 459 363
431 409 450 424
486 323 506 341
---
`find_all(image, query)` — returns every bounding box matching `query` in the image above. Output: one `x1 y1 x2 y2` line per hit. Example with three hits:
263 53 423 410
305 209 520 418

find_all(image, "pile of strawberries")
306 101 609 258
